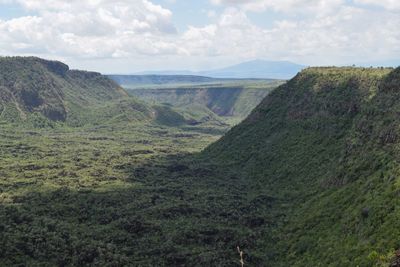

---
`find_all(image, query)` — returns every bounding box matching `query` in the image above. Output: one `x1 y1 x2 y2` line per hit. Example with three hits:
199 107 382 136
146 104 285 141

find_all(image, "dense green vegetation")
0 121 236 266
204 66 400 266
0 57 254 266
2 58 400 266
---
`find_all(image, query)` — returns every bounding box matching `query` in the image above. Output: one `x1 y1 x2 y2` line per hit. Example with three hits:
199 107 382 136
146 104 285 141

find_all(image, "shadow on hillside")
0 152 280 266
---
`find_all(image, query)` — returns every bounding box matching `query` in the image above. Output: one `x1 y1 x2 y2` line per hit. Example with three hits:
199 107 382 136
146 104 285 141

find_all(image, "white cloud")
0 0 180 58
0 0 399 70
354 0 400 11
207 10 217 18
210 0 345 15
181 5 400 65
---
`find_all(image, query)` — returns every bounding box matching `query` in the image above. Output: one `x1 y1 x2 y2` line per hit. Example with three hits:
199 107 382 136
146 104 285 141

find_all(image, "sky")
0 0 399 73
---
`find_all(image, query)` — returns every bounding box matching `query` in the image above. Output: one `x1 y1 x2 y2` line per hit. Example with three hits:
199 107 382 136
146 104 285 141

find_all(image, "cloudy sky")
0 0 399 73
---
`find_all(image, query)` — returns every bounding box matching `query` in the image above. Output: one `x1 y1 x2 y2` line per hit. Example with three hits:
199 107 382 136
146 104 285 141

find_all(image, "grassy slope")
204 67 400 266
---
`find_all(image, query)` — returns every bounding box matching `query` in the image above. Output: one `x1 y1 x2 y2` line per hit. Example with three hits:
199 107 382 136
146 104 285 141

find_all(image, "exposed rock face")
39 58 69 76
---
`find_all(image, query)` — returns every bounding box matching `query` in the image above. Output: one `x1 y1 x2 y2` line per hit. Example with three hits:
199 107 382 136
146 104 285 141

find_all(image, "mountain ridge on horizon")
128 59 400 79
133 59 306 79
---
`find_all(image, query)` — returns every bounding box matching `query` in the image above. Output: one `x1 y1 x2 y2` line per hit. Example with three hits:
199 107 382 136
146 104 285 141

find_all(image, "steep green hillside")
0 57 151 125
204 67 400 266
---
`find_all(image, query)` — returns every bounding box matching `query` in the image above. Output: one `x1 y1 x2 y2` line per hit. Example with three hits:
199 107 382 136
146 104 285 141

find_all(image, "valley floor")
0 122 277 266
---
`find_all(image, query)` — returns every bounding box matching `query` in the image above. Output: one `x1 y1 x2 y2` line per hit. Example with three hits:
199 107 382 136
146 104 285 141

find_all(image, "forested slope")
204 67 400 266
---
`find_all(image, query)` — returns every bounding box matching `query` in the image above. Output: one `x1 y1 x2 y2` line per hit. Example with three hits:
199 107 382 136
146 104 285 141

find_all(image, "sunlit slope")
204 67 400 266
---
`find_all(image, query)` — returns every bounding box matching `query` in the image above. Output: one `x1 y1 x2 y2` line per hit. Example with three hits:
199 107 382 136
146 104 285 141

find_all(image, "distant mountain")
199 60 305 79
356 59 400 68
131 60 305 79
109 75 221 87
134 70 195 76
